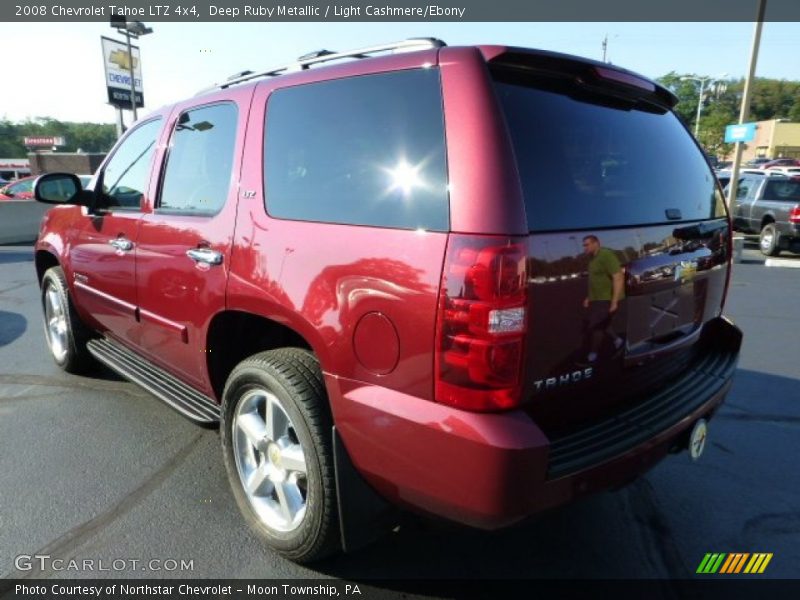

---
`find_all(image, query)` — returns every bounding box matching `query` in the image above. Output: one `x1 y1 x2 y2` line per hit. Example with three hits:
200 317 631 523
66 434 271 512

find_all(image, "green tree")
0 118 117 156
790 99 800 123
749 78 800 120
656 71 701 127
0 119 27 156
657 73 800 158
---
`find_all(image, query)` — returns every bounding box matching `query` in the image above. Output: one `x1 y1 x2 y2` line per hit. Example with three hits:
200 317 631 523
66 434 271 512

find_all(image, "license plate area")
625 281 705 358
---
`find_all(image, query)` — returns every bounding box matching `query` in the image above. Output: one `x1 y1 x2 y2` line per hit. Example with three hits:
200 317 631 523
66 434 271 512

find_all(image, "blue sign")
725 122 757 143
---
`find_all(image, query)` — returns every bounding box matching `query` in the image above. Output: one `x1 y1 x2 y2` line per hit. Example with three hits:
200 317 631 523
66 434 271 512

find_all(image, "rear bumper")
329 317 742 530
777 223 800 245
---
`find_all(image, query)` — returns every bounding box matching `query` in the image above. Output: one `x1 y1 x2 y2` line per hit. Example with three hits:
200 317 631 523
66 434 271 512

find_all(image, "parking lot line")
764 258 800 268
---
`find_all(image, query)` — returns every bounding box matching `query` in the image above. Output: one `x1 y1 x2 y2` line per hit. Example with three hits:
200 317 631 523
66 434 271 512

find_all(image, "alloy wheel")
760 230 774 252
232 388 308 532
44 284 68 363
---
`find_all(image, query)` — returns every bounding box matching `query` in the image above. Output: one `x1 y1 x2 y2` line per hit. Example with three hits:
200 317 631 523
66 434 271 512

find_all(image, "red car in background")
0 175 36 200
762 158 800 170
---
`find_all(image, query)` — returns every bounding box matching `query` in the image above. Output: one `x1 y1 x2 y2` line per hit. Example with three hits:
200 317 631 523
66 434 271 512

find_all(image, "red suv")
33 39 741 562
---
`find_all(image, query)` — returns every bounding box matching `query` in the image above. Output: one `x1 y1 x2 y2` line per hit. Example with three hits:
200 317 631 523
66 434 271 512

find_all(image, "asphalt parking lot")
1 240 798 583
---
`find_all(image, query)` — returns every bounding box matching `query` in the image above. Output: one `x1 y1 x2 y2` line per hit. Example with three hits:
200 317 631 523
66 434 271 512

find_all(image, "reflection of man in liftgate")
582 235 624 364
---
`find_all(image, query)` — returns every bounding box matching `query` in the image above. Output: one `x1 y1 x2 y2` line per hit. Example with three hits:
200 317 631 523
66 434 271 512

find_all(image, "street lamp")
680 74 728 139
110 17 152 122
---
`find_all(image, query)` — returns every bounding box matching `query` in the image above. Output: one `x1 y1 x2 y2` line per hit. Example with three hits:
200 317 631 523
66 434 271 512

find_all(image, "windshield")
492 69 726 231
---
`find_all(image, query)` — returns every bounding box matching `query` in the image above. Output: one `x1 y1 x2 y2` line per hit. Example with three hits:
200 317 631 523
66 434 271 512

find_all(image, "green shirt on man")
588 247 624 301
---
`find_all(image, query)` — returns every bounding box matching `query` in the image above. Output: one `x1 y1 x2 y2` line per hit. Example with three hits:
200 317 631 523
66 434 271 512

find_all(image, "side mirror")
34 173 84 205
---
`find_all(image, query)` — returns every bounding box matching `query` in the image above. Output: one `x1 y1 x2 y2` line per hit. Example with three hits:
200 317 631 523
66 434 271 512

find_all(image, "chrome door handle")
109 238 133 252
186 247 223 266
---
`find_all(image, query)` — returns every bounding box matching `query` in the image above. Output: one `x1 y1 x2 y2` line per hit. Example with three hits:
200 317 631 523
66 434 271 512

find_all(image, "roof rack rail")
227 70 254 81
197 37 445 95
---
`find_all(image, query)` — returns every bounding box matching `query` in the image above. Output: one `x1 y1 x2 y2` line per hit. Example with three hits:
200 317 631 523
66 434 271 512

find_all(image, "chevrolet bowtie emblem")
109 49 138 71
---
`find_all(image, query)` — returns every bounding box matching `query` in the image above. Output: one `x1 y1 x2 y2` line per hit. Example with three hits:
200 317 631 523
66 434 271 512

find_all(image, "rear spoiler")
481 46 677 110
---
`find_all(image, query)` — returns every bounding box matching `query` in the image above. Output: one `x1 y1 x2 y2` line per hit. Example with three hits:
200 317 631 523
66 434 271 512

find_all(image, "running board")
87 338 220 426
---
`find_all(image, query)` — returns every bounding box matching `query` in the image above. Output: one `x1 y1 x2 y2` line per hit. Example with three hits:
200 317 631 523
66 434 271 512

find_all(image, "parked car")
715 167 783 190
766 166 800 176
744 157 773 168
0 175 36 200
31 39 742 563
716 170 733 189
732 174 800 256
761 158 800 170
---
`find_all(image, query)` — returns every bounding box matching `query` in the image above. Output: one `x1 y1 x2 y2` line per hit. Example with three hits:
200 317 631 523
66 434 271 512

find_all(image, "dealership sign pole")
124 27 138 120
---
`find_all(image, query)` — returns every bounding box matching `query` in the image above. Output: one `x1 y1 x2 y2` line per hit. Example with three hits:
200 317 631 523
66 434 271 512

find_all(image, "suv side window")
746 178 763 200
736 178 750 200
264 69 449 231
158 103 238 214
101 118 162 209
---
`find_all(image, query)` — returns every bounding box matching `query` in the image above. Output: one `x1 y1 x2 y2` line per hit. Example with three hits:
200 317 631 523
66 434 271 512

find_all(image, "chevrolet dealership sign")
101 36 145 109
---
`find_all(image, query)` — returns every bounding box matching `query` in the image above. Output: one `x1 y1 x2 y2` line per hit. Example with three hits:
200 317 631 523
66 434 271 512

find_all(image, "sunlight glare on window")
387 159 424 196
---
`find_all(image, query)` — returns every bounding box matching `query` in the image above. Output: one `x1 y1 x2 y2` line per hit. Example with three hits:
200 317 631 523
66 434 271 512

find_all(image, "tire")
759 222 781 257
40 266 96 373
220 348 340 563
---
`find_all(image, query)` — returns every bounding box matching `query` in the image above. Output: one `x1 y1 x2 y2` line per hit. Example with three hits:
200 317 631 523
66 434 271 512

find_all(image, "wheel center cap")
267 443 282 468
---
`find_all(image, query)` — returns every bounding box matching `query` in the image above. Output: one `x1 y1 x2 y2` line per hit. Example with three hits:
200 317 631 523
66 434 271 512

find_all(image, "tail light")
789 205 800 224
435 234 528 411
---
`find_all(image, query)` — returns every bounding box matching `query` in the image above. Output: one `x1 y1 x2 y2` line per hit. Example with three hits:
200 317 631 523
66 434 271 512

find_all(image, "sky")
1 21 799 124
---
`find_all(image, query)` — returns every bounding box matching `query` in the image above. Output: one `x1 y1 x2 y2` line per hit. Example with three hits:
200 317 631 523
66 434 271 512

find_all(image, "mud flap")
333 426 400 553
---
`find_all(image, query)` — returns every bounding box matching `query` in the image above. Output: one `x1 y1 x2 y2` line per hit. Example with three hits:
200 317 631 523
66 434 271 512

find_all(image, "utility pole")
601 33 618 64
727 0 767 208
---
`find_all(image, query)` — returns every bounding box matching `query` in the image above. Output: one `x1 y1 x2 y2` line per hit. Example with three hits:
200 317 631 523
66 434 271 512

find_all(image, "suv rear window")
763 178 800 201
264 68 449 231
492 69 725 232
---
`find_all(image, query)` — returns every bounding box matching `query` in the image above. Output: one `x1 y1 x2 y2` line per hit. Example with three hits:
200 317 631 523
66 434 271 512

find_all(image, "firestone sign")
24 137 66 147
101 36 145 109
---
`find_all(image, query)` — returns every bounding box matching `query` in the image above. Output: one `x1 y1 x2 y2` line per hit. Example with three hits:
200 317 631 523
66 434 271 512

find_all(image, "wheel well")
206 311 313 400
761 215 775 229
35 250 60 284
